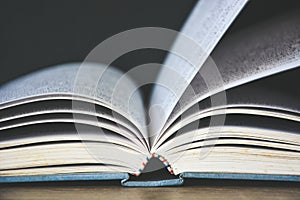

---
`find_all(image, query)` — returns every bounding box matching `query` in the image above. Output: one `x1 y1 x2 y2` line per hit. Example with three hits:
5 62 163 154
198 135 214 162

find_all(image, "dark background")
1 0 300 87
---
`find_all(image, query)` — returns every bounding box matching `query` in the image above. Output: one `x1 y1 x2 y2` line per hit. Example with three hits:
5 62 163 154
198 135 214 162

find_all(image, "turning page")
149 0 248 142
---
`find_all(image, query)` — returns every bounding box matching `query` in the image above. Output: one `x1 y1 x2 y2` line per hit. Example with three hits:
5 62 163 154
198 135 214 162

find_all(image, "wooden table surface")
1 180 299 200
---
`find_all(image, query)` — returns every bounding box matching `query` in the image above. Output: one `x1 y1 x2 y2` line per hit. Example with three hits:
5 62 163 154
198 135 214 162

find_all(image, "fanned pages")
1 0 300 186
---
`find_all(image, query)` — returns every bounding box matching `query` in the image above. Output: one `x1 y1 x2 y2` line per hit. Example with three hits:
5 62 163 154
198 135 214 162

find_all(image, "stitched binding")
133 153 174 176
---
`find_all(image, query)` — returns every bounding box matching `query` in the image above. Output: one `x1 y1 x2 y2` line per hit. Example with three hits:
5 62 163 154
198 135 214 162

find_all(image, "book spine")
133 153 174 176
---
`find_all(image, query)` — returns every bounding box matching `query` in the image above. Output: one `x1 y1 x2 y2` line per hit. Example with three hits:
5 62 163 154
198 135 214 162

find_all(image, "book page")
163 12 300 137
152 66 300 149
149 0 248 142
0 63 148 147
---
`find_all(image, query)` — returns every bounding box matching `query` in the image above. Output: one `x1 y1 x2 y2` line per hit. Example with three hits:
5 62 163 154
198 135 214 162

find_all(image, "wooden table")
1 179 299 200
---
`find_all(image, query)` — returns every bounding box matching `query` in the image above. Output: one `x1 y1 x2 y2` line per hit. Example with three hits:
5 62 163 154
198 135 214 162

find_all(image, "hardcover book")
1 0 300 186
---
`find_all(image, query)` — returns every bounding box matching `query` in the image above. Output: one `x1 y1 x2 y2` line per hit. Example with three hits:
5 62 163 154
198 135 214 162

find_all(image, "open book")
1 0 300 186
